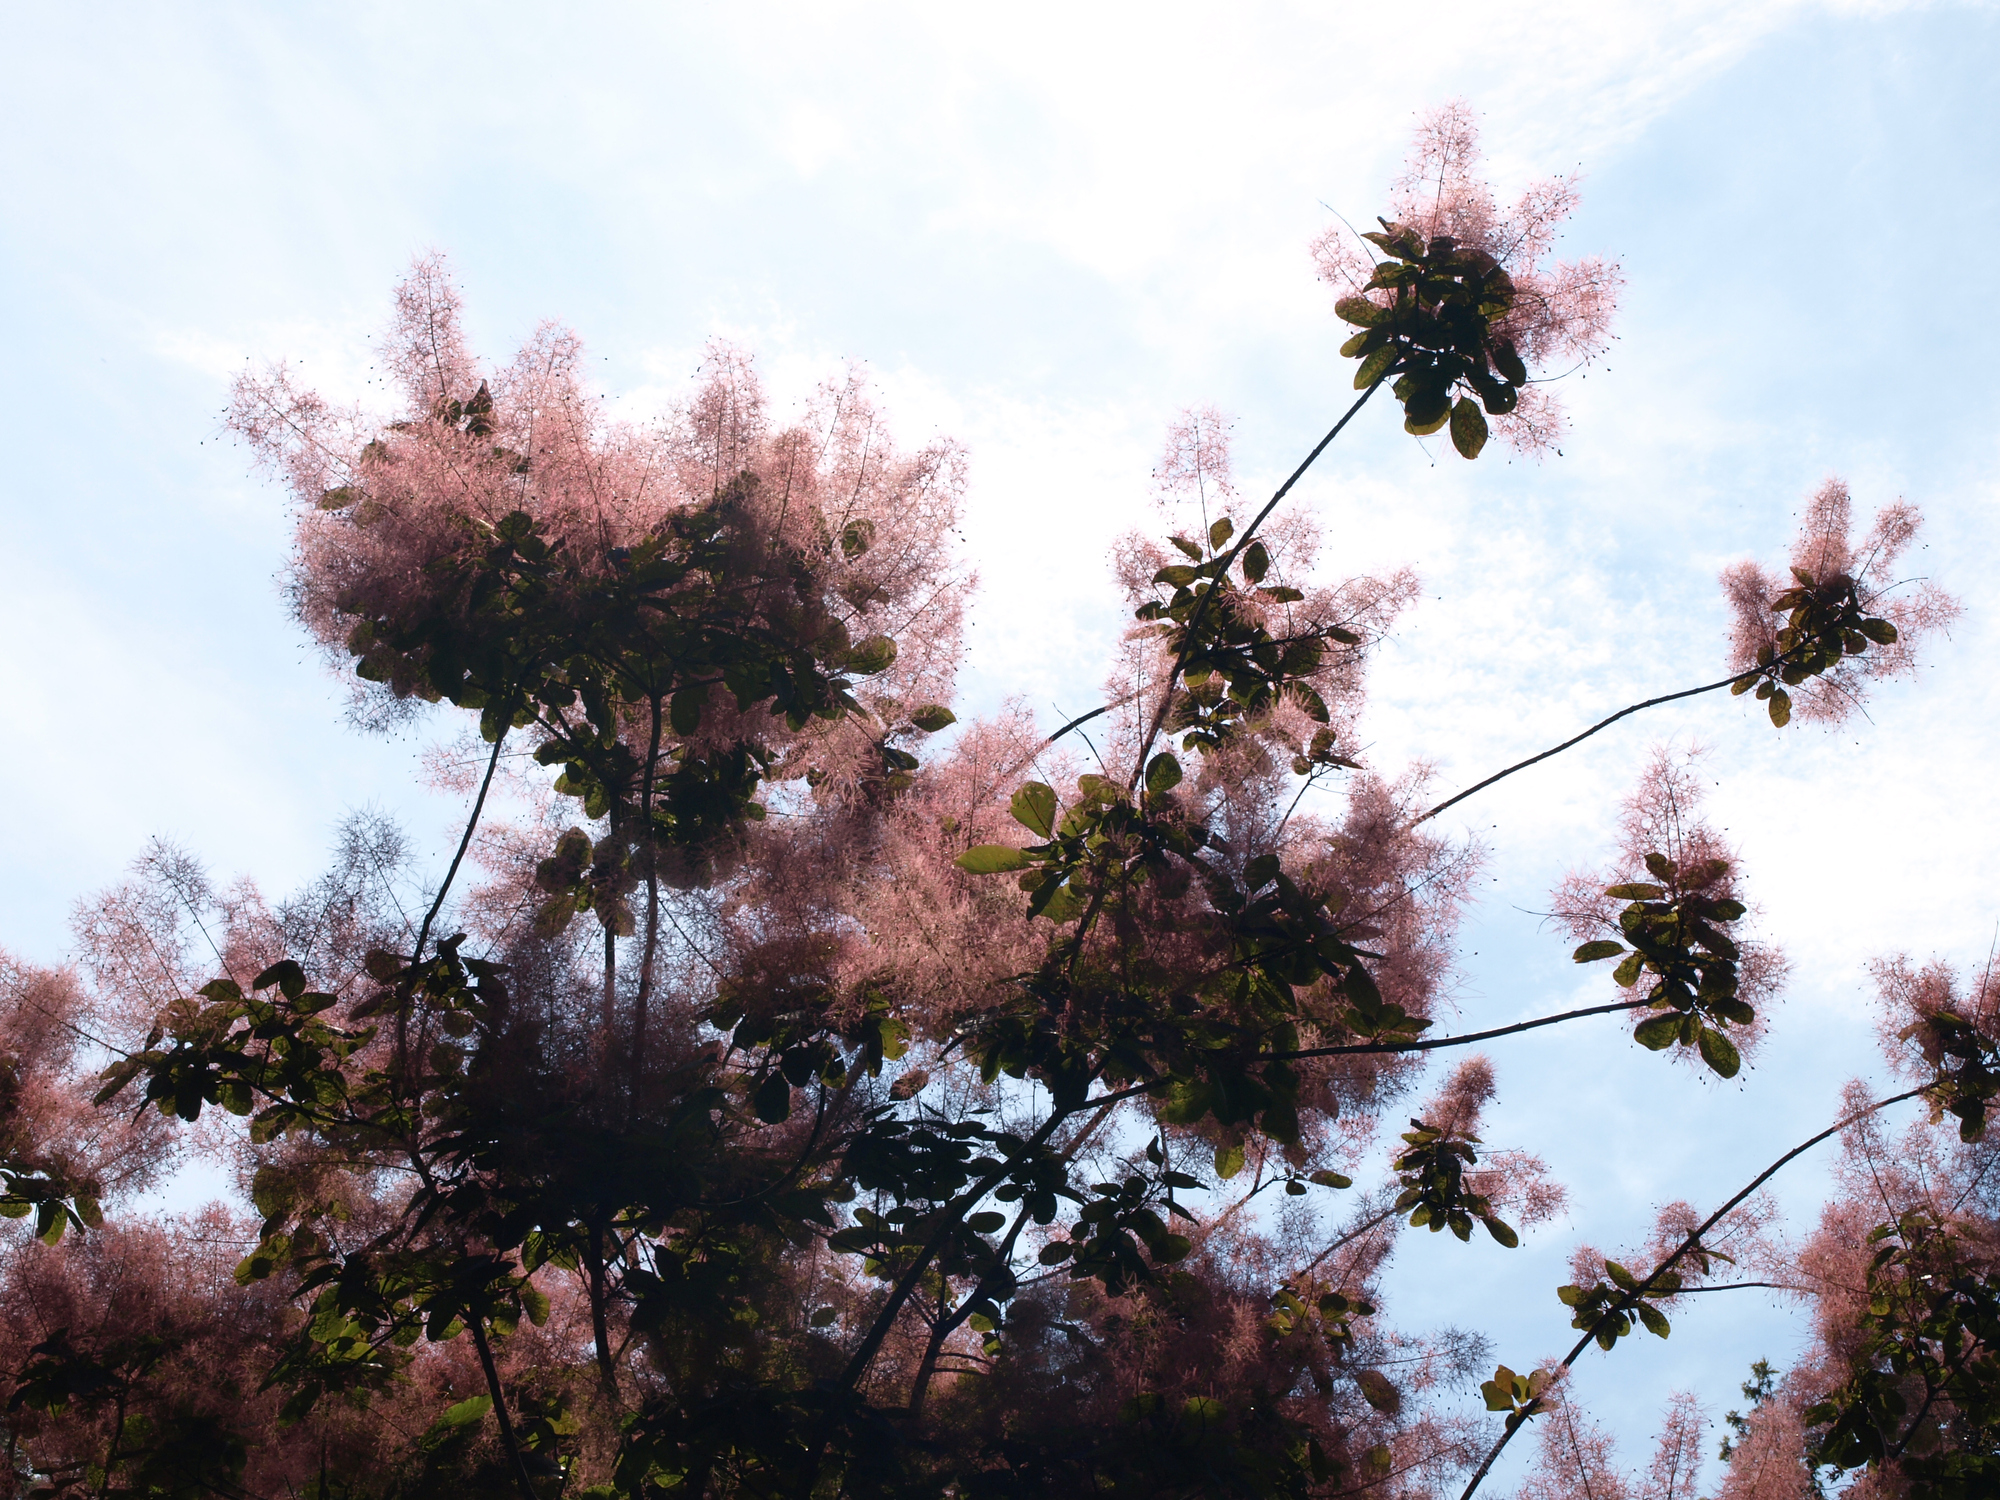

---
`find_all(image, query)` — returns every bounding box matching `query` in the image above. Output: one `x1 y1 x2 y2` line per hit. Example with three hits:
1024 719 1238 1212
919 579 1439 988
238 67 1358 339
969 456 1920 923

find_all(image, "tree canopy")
0 103 1984 1500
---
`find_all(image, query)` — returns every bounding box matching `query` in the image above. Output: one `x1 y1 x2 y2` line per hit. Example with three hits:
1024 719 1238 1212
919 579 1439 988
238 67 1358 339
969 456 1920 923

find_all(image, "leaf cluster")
1571 851 1754 1077
1134 516 1357 753
1478 1363 1551 1431
1730 564 1901 727
1808 1210 2000 1497
1557 1257 1683 1351
1391 1119 1518 1247
1899 1008 2000 1143
1336 220 1528 458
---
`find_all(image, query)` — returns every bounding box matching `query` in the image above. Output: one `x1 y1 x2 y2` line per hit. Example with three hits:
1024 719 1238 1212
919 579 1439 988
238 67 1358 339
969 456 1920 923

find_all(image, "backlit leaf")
1448 397 1488 459
955 844 1034 874
1010 782 1058 837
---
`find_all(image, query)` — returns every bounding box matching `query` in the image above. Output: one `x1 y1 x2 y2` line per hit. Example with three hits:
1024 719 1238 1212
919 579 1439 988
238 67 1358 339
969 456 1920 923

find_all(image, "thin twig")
410 729 507 964
1126 380 1386 783
1267 995 1651 1062
1414 669 1752 827
1457 1084 1929 1500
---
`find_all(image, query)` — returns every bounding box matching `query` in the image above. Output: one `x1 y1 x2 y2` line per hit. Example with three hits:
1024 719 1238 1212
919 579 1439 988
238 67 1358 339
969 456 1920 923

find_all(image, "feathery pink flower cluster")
231 255 972 749
1721 476 1959 725
1312 100 1621 454
1552 746 1787 1068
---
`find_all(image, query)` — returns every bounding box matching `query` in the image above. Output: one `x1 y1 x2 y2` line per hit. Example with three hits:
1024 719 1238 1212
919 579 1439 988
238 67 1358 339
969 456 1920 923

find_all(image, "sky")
3 0 1998 1487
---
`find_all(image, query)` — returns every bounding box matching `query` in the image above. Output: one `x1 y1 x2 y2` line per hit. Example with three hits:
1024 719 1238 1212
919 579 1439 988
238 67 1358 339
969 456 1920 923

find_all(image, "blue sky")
4 1 1997 1486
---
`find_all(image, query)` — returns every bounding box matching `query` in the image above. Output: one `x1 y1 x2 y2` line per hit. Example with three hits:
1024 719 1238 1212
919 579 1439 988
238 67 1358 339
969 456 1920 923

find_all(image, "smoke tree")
0 102 1982 1498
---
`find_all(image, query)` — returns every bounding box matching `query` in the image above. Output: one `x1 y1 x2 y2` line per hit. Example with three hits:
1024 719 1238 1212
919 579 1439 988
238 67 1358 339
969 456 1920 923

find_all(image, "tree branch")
1414 670 1751 827
1125 379 1386 782
1457 1084 1929 1500
410 727 508 964
1267 995 1652 1062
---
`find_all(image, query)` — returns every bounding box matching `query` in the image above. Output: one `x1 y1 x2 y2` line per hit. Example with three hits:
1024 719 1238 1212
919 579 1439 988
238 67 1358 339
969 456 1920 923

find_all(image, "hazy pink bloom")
1310 99 1622 455
1869 951 1999 1083
1552 746 1787 1064
1723 477 1960 724
1715 1390 1813 1500
1152 405 1236 529
1421 1054 1495 1138
1417 1055 1571 1228
1517 1372 1633 1500
0 953 174 1204
230 255 973 742
1638 1392 1707 1500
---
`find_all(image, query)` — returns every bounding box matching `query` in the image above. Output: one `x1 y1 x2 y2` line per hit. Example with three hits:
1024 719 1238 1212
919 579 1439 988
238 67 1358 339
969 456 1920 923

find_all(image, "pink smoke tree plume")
1552 746 1787 1079
0 102 1985 1500
1721 476 1959 726
1312 99 1621 456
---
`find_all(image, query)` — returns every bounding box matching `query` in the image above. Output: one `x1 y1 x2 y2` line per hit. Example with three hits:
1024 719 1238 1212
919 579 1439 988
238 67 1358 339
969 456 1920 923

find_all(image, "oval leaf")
1633 1013 1682 1051
1354 344 1398 390
1335 295 1386 327
846 634 898 675
1355 1369 1403 1415
436 1394 492 1430
1448 396 1488 460
754 1072 792 1124
1697 1026 1742 1079
670 684 708 737
1572 940 1626 963
1010 782 1058 837
956 844 1034 875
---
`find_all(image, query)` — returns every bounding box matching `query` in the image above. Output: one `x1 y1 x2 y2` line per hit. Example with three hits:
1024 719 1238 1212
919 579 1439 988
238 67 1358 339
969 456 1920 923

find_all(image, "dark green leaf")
1572 940 1626 963
1242 540 1270 583
1633 1014 1682 1050
846 634 898 676
1355 1369 1402 1415
1145 753 1183 795
670 685 708 737
1354 344 1398 390
1404 398 1451 436
1859 617 1898 645
754 1072 792 1123
1697 1026 1742 1078
910 704 957 733
1448 396 1488 460
1335 295 1387 327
